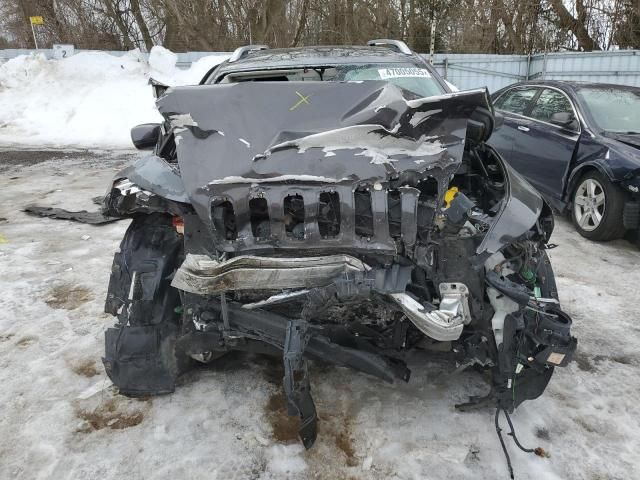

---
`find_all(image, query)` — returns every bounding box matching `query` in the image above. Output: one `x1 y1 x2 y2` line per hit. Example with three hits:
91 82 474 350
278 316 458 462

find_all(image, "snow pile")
0 47 228 149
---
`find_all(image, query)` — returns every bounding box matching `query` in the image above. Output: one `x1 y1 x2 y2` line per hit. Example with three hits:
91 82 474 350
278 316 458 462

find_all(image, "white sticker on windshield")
378 68 431 79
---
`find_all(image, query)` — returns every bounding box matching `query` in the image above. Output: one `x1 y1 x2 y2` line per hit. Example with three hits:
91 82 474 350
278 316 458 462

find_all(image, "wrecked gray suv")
102 41 576 452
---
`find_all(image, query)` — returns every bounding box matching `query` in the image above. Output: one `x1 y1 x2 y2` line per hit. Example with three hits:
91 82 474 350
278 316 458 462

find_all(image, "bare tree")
0 0 634 52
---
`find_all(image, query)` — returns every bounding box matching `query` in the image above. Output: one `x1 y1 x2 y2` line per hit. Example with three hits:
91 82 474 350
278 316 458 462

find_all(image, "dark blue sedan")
489 81 640 241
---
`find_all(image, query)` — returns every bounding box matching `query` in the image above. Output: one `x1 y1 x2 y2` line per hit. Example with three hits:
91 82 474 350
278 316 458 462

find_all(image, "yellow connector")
444 187 459 208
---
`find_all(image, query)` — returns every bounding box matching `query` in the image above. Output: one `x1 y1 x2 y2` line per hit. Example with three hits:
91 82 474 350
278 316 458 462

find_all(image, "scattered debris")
534 447 550 458
24 205 123 225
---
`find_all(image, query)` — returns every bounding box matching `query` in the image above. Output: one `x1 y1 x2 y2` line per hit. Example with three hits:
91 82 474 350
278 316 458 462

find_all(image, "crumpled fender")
477 150 544 255
114 154 189 204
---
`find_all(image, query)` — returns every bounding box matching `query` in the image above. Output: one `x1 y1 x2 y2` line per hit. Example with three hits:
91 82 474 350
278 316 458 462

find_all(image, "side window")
494 88 538 115
529 89 574 123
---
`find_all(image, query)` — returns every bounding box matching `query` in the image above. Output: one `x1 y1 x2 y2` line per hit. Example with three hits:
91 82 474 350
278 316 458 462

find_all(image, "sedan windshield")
577 86 640 133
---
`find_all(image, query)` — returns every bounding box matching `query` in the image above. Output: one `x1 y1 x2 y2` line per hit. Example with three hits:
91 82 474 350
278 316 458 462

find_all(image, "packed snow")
0 151 639 479
0 47 228 149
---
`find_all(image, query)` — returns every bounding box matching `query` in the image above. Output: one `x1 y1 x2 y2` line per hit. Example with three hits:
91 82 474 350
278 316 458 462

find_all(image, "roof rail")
228 44 269 63
367 39 412 55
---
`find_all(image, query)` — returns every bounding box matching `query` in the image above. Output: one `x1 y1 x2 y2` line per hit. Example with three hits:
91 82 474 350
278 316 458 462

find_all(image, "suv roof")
203 44 432 84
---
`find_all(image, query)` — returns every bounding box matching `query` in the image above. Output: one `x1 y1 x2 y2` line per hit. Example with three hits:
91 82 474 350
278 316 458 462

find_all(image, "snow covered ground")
0 48 228 149
0 150 638 480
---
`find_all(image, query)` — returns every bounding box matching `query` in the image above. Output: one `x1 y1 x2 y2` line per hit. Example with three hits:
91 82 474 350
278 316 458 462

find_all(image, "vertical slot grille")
249 197 270 238
318 192 341 237
387 189 402 239
284 194 305 239
212 200 237 240
354 188 374 237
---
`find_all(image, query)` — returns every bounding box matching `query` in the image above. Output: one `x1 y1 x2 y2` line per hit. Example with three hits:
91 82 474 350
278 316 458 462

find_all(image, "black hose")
495 408 514 479
504 409 535 453
495 407 540 479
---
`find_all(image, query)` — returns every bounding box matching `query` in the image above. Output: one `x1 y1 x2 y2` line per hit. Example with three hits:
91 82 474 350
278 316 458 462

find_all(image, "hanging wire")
495 407 540 479
495 408 514 479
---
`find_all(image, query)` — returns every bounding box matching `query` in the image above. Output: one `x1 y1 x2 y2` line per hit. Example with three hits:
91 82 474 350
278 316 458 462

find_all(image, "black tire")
571 170 626 241
103 213 189 396
105 213 183 325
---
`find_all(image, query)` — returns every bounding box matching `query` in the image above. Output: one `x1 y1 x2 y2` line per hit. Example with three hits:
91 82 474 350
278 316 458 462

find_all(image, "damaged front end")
102 82 576 449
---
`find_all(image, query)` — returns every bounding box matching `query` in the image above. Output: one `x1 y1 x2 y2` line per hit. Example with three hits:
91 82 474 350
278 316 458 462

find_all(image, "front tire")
571 171 626 241
102 213 188 396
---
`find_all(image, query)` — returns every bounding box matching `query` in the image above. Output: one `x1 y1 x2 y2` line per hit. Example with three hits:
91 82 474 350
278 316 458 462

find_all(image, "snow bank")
0 47 229 149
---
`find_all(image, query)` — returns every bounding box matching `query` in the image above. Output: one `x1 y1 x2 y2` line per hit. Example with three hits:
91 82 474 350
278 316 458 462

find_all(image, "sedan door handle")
517 125 530 132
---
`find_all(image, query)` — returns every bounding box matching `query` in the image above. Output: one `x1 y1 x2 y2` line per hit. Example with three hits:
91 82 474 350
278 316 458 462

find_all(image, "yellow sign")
30 16 44 25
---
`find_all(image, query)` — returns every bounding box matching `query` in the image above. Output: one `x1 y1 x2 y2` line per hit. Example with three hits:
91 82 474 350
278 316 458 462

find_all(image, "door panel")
488 87 539 164
510 89 580 201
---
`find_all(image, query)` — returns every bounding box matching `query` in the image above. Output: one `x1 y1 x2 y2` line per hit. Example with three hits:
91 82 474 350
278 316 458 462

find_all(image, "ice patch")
265 444 307 475
76 381 108 400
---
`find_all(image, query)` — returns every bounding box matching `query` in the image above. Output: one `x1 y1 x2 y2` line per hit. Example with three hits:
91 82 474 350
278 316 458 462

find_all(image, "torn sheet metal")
156 83 492 254
114 154 189 203
172 253 370 294
24 205 123 225
389 292 466 341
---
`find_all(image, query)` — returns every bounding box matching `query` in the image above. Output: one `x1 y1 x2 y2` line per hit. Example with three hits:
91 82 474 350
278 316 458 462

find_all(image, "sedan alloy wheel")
573 178 606 231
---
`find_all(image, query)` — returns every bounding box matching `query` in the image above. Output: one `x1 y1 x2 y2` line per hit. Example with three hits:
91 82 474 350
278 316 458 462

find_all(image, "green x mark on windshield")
289 91 311 111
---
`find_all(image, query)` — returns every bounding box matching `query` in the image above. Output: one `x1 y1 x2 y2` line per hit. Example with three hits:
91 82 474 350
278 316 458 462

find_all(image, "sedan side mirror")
550 112 578 130
131 123 161 150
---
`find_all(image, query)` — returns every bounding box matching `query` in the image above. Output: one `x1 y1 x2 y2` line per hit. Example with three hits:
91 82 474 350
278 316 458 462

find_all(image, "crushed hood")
157 82 491 189
155 82 495 254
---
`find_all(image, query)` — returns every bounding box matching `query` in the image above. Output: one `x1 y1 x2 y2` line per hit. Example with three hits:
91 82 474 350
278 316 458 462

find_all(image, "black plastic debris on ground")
23 205 123 225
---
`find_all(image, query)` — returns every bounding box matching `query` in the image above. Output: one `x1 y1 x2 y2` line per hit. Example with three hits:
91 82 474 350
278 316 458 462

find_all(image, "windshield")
219 62 445 98
335 63 445 97
577 87 640 133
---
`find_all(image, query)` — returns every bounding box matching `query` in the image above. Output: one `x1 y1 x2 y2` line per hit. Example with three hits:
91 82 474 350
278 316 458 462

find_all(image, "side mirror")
550 112 578 130
493 111 505 131
131 123 161 150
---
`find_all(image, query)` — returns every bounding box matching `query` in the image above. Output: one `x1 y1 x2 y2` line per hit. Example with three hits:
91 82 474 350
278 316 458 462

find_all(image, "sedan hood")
603 131 640 151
